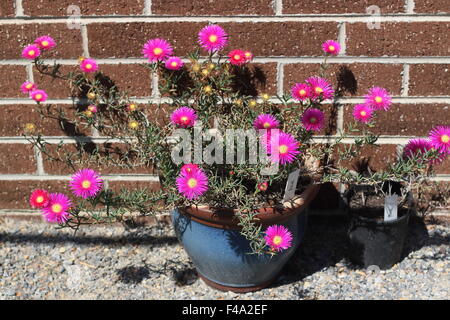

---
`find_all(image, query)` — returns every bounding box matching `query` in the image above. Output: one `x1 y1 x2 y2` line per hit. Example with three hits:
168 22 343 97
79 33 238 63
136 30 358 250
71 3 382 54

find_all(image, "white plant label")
283 169 300 203
384 194 398 222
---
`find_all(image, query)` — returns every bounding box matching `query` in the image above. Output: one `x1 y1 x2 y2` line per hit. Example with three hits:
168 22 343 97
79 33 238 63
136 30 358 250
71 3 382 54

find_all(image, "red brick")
0 24 82 59
283 0 405 14
0 66 27 98
284 63 402 96
0 1 15 17
98 64 152 97
409 64 450 96
435 157 450 174
107 181 161 193
347 23 450 56
414 0 449 13
333 144 398 172
343 103 450 136
152 0 274 15
88 22 338 58
33 65 77 99
23 0 144 16
0 144 36 174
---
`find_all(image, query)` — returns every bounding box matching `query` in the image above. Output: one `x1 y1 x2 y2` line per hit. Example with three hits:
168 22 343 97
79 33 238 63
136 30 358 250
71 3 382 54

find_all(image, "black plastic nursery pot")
347 208 410 269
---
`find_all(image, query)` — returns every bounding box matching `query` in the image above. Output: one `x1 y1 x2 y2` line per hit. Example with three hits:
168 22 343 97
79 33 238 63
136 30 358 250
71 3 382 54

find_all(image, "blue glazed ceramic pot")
171 184 319 292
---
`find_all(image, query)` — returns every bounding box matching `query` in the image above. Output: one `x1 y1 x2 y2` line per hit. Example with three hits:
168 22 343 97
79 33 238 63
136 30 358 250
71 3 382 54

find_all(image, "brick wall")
0 0 449 213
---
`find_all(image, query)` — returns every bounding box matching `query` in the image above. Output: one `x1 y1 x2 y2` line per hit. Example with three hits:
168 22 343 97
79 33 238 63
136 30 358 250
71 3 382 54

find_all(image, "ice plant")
253 114 279 130
268 132 300 164
30 89 48 103
264 225 293 252
301 108 325 132
165 56 184 70
29 189 50 209
127 103 138 112
228 49 247 66
243 50 254 62
258 182 269 192
41 193 71 223
306 77 334 100
170 107 197 128
80 58 98 73
21 81 36 94
365 87 392 111
403 138 432 159
429 125 450 154
87 105 98 113
198 25 228 52
291 83 311 102
176 168 209 200
22 44 41 60
352 104 373 123
181 164 199 175
322 40 341 56
143 38 173 62
34 36 56 50
69 169 103 199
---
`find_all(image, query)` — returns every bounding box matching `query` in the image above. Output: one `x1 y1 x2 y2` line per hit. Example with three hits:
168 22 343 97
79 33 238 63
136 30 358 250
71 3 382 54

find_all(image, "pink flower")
291 83 311 102
21 81 36 94
80 58 98 73
301 108 325 132
165 56 184 70
264 225 293 252
322 40 341 56
257 182 268 192
364 87 392 111
306 77 334 100
243 50 254 62
352 104 373 123
403 138 432 159
253 114 279 130
34 36 56 50
29 189 50 209
429 125 450 154
228 49 247 66
30 89 48 102
41 193 71 224
176 168 209 200
87 105 98 113
268 131 301 165
143 38 173 63
181 164 199 175
22 44 41 60
69 168 103 199
198 25 228 52
170 107 197 128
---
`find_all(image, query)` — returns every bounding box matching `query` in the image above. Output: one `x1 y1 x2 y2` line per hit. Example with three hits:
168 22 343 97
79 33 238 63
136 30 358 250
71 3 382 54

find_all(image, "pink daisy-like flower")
243 50 254 62
306 76 334 100
291 83 311 102
301 108 325 132
198 25 228 52
228 49 247 66
176 168 209 200
80 58 98 73
257 181 268 192
143 38 173 63
22 44 41 60
29 189 50 209
170 107 197 128
264 225 293 252
429 125 450 154
21 81 36 94
403 138 432 159
41 193 71 224
34 36 56 50
352 104 373 123
253 114 280 130
322 40 341 56
69 168 103 199
364 87 392 111
30 89 48 103
165 56 184 70
87 105 98 113
268 131 301 165
180 164 199 175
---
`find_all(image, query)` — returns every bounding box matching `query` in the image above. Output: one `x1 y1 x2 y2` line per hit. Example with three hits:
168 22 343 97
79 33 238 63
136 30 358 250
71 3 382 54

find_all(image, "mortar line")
401 64 410 97
273 0 283 15
26 62 34 82
33 145 45 175
144 0 152 15
276 62 284 96
338 22 346 55
405 0 415 14
14 0 24 17
81 24 90 57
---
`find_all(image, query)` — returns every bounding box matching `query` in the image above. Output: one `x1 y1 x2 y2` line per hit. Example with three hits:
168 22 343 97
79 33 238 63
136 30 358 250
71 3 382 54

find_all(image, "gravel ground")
0 215 448 300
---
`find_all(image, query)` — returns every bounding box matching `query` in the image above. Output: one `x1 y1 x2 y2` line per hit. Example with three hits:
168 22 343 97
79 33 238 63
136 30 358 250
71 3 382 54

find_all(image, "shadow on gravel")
0 232 178 248
117 266 151 284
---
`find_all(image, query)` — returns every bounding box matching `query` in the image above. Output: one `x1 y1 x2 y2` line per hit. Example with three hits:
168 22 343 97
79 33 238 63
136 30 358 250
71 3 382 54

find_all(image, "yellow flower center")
204 86 212 93
171 61 178 67
180 116 189 123
309 117 317 123
187 178 198 188
299 89 306 96
361 111 367 116
82 180 91 189
263 122 271 129
329 45 335 51
129 121 139 129
42 40 49 47
208 34 218 43
36 196 44 203
244 52 252 58
202 69 209 76
85 64 92 69
249 100 257 107
129 104 137 111
35 94 42 100
273 236 282 245
233 54 241 60
28 50 35 56
279 145 288 154
87 92 96 99
52 203 62 213
85 111 93 117
315 87 323 94
375 96 383 103
262 94 270 100
441 134 450 143
26 84 33 89
153 47 163 55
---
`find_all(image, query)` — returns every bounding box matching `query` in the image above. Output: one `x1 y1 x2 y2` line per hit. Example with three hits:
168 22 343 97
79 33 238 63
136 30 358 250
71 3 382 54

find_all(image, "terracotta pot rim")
178 183 320 230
